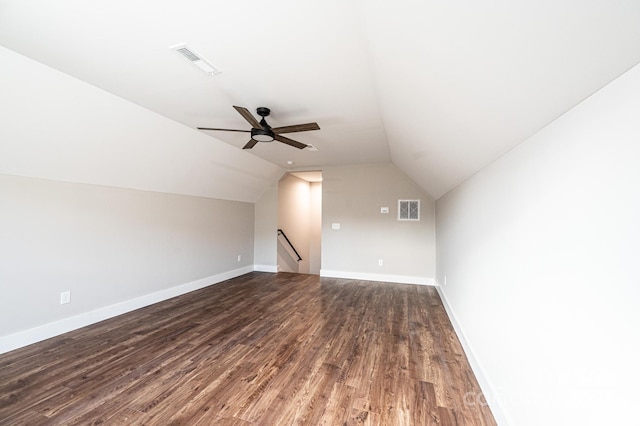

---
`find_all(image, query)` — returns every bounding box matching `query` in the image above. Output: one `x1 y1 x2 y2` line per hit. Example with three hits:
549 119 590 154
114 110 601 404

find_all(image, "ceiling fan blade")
243 139 259 149
233 106 262 129
275 134 308 149
272 122 320 134
197 127 250 132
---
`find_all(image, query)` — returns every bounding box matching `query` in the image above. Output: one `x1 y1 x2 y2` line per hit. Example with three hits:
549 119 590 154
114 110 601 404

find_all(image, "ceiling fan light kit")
197 106 320 150
251 128 275 142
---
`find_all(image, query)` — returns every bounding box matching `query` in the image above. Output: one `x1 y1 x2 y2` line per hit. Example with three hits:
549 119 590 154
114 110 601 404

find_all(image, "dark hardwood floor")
0 272 496 425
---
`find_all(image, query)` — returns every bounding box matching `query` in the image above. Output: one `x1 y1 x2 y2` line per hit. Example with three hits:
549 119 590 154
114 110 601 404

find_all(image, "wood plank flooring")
0 272 496 425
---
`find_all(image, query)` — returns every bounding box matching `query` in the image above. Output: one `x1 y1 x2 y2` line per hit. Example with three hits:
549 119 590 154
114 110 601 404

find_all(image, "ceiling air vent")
170 44 222 75
176 47 200 62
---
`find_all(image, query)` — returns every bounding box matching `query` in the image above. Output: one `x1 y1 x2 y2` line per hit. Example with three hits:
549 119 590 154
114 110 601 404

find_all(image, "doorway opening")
277 171 322 274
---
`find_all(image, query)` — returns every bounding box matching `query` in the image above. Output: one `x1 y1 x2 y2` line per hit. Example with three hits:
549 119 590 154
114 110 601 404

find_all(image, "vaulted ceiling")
2 0 640 199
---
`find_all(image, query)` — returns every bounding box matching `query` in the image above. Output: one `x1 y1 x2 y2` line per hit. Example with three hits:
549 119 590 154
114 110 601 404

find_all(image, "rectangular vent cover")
398 199 420 221
176 47 200 62
170 44 222 75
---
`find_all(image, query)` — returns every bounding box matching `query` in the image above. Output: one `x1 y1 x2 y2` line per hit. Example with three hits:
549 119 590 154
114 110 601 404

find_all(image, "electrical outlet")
378 259 384 266
237 255 242 262
60 291 70 304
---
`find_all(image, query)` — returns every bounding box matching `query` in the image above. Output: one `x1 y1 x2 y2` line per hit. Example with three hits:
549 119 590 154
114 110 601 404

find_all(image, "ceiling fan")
197 106 320 150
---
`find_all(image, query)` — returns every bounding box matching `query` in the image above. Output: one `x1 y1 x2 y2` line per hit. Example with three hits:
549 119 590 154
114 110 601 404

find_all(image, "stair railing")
277 229 302 262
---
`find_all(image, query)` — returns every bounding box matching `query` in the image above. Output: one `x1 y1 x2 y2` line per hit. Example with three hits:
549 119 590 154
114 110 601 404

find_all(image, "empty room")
1 1 639 425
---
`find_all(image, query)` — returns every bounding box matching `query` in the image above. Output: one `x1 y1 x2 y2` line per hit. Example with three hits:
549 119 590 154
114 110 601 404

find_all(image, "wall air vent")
398 199 420 221
169 43 222 75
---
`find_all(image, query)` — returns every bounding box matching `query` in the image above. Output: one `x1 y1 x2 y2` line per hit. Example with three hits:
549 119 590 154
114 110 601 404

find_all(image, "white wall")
0 175 255 353
322 163 435 284
309 182 322 275
436 63 640 425
253 180 279 272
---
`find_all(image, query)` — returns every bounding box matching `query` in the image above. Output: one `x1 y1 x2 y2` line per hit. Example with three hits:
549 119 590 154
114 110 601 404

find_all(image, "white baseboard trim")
253 264 278 273
0 266 253 355
435 283 510 426
320 269 434 286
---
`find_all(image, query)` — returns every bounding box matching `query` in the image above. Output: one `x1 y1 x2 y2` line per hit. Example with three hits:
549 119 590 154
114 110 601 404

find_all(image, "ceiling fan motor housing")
256 107 271 117
251 107 274 141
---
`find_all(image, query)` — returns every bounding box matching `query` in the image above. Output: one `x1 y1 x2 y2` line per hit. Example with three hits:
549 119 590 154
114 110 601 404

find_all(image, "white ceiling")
1 0 640 198
290 171 323 183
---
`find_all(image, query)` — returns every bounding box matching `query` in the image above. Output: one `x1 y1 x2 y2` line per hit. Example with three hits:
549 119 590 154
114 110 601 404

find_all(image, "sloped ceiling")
0 46 283 203
1 0 640 198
